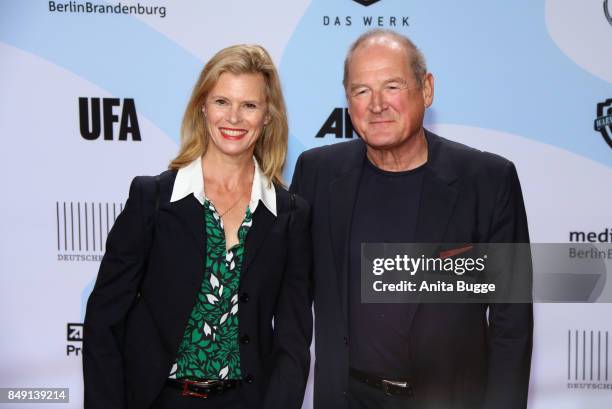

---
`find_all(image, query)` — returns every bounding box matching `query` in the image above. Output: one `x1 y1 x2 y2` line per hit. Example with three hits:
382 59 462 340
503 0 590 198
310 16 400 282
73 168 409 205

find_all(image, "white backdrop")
1 1 611 408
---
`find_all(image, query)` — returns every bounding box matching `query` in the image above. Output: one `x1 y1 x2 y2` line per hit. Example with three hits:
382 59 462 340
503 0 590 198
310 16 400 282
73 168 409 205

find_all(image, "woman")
83 44 312 409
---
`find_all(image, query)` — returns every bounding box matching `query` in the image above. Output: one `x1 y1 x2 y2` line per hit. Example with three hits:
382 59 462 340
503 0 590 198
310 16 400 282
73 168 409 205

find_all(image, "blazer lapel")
415 131 459 244
415 172 458 243
243 204 275 276
163 195 205 258
403 130 459 331
329 142 366 320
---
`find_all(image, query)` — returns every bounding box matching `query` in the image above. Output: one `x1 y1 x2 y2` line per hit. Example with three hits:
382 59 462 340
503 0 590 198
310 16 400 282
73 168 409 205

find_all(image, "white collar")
170 156 277 216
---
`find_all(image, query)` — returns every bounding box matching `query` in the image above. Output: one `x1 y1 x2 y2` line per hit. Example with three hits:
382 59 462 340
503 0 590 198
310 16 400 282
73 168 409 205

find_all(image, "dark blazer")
290 130 532 409
83 170 312 409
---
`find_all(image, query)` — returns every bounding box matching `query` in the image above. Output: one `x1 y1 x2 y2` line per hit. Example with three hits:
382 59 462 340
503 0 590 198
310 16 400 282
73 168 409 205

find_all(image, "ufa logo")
79 97 141 141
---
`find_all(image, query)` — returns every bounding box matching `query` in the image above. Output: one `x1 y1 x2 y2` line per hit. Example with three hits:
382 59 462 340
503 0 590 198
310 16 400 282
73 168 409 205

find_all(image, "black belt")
349 368 414 397
166 378 241 399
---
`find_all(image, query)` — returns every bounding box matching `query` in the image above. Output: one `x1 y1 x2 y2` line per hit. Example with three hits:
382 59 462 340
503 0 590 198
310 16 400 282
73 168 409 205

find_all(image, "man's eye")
353 89 369 97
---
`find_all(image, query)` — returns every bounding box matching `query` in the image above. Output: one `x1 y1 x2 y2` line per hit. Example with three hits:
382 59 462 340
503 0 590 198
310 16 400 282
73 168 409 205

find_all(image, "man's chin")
362 137 401 151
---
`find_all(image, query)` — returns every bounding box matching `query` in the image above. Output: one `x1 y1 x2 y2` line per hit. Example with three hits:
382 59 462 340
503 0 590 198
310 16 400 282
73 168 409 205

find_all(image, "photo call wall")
1 0 611 407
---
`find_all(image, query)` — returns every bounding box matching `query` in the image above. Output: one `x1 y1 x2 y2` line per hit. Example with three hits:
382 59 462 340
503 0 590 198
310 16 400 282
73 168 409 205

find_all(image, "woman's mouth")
219 127 248 140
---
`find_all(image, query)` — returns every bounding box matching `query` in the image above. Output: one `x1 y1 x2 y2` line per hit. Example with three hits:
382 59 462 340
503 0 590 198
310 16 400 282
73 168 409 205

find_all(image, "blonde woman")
84 45 312 409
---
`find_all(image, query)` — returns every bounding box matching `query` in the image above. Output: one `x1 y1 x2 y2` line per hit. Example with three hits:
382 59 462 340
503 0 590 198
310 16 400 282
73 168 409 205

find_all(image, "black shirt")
348 157 425 378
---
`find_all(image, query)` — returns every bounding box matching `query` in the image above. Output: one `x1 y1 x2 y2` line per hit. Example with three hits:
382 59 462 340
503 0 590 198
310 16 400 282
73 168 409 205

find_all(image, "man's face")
346 41 433 151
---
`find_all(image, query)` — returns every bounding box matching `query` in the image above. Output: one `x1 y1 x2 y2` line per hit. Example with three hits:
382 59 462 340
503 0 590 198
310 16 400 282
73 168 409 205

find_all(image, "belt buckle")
181 379 209 399
381 379 408 396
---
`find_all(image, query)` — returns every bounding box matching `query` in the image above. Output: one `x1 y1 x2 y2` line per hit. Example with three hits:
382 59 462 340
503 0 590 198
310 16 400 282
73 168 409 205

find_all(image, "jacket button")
343 336 349 346
244 374 254 384
240 293 249 303
240 334 250 344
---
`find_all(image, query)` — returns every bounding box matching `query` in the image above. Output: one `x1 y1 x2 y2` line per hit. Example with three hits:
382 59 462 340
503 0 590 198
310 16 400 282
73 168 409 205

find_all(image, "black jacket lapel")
404 131 459 331
243 203 275 276
163 195 206 259
329 142 366 319
415 130 459 243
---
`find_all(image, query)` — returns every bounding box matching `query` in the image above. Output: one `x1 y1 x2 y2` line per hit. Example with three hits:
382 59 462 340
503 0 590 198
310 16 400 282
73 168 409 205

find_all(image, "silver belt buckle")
381 379 408 396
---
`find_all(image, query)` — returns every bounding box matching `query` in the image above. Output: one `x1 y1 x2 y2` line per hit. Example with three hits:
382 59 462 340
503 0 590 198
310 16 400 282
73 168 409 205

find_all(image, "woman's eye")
244 103 257 109
214 99 228 105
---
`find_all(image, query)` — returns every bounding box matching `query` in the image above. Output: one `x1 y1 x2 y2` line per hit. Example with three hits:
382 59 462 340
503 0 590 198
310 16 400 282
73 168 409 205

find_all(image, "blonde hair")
170 44 288 187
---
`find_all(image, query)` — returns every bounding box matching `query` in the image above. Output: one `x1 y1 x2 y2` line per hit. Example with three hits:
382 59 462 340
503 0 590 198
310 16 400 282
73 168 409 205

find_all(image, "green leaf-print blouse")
173 199 252 380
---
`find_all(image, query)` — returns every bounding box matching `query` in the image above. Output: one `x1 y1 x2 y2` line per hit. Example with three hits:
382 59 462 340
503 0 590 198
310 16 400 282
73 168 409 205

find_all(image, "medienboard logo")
569 228 612 243
566 329 611 390
594 98 612 149
56 201 123 262
322 0 409 27
66 323 83 357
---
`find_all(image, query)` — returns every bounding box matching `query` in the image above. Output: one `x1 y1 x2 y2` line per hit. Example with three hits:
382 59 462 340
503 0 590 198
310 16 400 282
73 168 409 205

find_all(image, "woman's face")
203 72 270 160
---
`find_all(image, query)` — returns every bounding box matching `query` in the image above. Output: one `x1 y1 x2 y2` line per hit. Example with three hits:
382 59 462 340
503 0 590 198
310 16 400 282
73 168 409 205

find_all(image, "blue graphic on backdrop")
0 0 199 145
1 0 610 183
279 0 612 179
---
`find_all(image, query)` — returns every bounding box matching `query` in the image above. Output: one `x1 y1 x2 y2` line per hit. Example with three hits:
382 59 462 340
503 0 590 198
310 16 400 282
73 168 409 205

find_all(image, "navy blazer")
290 130 532 409
83 170 312 409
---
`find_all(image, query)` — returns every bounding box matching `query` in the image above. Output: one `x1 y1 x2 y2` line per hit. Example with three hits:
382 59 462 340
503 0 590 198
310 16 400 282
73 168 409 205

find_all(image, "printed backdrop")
1 0 611 408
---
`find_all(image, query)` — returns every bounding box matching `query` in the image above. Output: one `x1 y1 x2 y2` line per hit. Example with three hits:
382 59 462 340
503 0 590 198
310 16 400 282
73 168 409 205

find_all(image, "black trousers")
348 376 415 409
151 383 247 409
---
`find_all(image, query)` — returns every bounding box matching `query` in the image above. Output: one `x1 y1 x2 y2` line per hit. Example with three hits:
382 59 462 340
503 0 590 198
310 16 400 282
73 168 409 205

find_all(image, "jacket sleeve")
82 177 154 409
262 196 313 409
483 161 533 409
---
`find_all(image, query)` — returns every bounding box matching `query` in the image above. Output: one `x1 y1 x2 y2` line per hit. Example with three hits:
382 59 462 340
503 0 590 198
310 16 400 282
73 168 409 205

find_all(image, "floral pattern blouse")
173 199 252 380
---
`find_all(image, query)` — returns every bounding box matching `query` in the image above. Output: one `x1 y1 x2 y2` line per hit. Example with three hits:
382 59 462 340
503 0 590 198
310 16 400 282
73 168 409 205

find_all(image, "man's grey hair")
342 29 427 89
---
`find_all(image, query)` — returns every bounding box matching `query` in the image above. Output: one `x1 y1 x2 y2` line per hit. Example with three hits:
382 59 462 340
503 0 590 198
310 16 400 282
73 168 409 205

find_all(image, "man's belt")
349 367 414 397
166 378 241 399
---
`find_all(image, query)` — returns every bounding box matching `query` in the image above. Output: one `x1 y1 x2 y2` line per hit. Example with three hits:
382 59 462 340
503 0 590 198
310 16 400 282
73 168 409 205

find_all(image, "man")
290 29 532 409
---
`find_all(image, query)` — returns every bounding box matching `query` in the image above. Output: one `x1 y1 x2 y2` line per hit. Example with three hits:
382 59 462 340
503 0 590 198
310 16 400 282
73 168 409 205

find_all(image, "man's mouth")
369 120 394 125
219 127 248 140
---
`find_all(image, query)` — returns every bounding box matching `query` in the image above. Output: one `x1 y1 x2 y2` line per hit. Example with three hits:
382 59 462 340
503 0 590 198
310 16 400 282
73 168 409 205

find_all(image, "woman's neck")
201 150 254 191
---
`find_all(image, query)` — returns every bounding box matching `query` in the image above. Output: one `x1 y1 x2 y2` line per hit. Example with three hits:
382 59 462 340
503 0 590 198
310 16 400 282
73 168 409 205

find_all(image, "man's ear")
422 73 434 108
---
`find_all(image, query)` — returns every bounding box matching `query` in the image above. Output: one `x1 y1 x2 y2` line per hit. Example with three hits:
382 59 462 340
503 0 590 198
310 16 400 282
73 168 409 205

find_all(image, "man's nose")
369 89 386 113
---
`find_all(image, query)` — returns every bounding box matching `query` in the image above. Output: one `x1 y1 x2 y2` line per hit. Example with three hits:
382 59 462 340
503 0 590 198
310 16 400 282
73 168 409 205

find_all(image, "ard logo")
353 0 381 6
594 98 612 149
79 97 141 141
316 107 356 139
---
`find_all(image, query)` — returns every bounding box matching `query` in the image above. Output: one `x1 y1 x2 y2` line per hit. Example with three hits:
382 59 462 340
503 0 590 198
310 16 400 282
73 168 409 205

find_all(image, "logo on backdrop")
48 2 167 19
316 107 356 139
594 99 612 148
66 323 83 357
569 228 612 243
322 0 408 27
352 0 381 6
566 329 611 390
605 0 612 26
79 97 141 141
56 201 123 262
